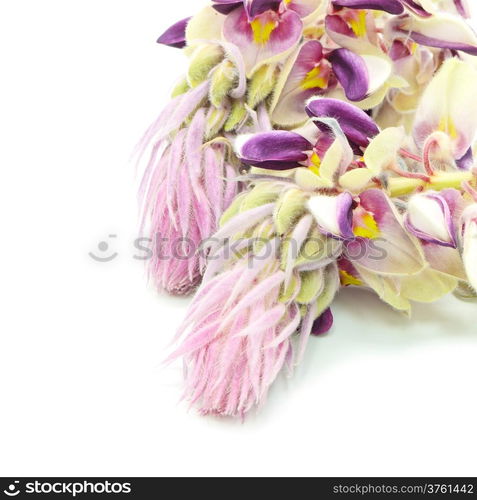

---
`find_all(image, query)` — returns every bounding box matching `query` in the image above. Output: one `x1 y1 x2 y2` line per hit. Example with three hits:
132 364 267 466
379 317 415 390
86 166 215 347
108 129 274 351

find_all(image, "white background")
0 0 476 477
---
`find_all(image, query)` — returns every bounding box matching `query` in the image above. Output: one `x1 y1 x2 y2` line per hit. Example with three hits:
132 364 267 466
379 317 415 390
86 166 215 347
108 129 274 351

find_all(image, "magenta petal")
239 131 312 170
332 0 404 14
306 98 379 148
156 17 191 48
329 49 369 102
223 7 302 74
325 15 357 38
311 308 334 336
389 40 411 60
213 0 243 15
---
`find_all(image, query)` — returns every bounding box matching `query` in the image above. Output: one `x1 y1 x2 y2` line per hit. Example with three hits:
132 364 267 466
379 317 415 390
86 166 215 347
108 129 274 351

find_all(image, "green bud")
209 60 237 108
273 188 308 235
171 78 190 98
296 269 324 305
187 44 224 88
224 99 248 132
205 105 229 140
315 264 340 318
279 273 301 303
247 64 279 109
220 192 248 226
294 227 341 269
240 182 283 212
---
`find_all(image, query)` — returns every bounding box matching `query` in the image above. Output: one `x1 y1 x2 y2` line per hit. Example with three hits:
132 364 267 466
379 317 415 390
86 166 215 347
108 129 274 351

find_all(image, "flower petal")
332 0 404 14
246 0 282 19
223 7 302 76
307 192 355 240
186 7 225 45
455 147 474 171
405 192 458 247
213 0 243 15
237 131 312 169
462 205 477 291
395 13 477 55
271 40 330 127
346 189 425 276
157 17 191 48
328 48 369 102
354 263 411 312
413 57 477 160
422 243 467 280
400 268 458 302
311 308 334 335
306 98 380 147
363 126 405 174
400 0 432 16
287 0 326 18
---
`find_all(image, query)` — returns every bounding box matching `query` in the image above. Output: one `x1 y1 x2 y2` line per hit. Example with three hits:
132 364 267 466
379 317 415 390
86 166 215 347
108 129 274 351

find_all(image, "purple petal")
239 131 312 170
311 308 334 336
306 98 379 148
328 48 369 102
406 31 477 56
213 0 243 15
325 15 357 38
337 192 355 239
156 17 191 48
332 0 404 14
246 0 282 19
456 147 473 171
399 0 431 16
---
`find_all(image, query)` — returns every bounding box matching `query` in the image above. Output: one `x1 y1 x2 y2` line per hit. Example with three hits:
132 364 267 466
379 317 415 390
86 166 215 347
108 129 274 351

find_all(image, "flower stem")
386 171 474 198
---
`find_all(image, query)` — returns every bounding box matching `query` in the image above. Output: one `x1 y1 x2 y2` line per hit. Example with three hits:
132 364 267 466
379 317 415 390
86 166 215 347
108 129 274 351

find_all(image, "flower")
140 0 477 418
405 190 460 247
412 58 477 171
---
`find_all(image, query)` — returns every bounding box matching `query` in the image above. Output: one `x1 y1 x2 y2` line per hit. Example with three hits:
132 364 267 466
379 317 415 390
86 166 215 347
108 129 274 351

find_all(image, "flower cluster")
138 0 477 417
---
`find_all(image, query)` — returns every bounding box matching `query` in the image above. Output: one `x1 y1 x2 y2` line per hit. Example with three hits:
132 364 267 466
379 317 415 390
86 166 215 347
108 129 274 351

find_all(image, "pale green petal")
364 127 405 174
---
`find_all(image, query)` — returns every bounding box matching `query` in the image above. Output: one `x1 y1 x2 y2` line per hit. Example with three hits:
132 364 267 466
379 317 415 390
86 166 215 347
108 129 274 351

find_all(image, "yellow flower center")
340 270 363 287
349 10 367 38
301 64 329 90
353 213 380 239
438 116 458 140
251 17 277 45
308 152 321 176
